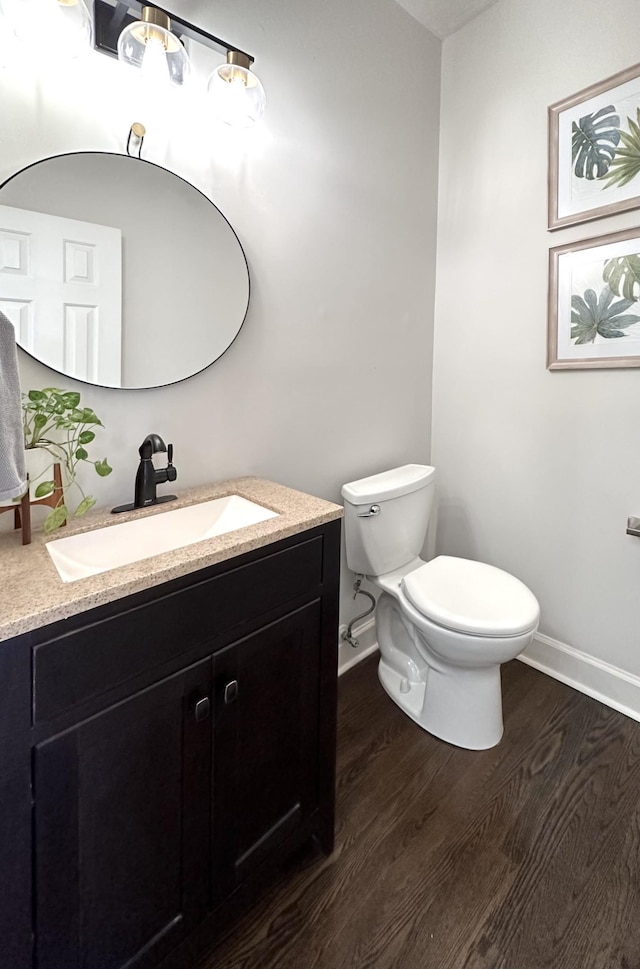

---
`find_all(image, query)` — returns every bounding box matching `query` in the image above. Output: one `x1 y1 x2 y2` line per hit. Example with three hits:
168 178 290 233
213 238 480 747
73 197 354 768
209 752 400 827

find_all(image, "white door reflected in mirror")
0 205 122 385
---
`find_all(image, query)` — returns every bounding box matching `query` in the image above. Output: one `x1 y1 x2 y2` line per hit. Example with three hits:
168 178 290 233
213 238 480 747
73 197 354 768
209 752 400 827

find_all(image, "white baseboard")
519 632 640 723
338 617 378 676
338 623 640 722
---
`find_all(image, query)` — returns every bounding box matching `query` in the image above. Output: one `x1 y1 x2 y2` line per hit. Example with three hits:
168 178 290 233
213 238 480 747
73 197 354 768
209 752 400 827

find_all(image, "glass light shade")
117 16 189 87
1 0 92 58
207 61 266 128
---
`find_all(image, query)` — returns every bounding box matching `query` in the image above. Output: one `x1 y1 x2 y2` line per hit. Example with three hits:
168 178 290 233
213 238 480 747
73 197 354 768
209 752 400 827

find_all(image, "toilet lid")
401 556 540 637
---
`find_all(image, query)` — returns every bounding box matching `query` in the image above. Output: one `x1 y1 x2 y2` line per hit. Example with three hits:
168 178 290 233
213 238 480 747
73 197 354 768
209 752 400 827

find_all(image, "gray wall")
433 0 640 690
1 0 441 628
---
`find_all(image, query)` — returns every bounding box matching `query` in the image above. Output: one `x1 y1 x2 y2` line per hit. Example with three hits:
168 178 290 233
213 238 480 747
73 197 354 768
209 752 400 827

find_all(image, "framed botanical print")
548 226 640 369
549 62 640 230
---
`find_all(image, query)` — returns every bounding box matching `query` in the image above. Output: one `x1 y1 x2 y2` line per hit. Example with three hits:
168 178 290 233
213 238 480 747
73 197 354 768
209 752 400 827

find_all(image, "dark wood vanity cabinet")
34 659 213 969
1 519 340 969
212 601 324 902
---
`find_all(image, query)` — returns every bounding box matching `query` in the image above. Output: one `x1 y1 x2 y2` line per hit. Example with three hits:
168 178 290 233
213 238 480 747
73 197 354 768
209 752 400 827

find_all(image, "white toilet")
341 464 540 750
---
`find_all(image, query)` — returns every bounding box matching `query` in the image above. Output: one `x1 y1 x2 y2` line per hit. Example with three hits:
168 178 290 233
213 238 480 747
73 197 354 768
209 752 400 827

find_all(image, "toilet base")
378 656 504 750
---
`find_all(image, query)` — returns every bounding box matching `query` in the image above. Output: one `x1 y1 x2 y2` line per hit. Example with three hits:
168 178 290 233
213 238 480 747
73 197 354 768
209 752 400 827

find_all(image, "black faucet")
134 433 177 507
112 434 177 514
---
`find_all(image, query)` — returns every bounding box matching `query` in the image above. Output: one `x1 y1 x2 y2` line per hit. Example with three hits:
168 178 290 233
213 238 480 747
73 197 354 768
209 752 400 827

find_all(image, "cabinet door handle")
224 680 239 705
194 697 211 722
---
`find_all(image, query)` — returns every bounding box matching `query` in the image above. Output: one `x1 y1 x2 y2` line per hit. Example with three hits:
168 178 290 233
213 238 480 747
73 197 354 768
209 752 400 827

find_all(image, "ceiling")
394 0 501 38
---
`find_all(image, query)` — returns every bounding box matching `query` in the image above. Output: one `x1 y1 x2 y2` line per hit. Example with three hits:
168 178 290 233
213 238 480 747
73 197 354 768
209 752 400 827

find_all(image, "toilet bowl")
342 465 540 750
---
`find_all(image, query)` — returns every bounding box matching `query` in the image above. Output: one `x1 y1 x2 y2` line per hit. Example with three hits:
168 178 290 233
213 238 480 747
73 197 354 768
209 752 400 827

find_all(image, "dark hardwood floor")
200 655 640 969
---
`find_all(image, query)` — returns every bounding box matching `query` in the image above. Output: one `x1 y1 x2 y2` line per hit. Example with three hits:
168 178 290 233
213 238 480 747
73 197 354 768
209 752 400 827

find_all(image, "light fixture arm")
93 0 254 65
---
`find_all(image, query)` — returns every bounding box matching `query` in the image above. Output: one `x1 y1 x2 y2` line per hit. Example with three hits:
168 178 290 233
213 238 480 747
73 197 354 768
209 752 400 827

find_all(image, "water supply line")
341 575 376 648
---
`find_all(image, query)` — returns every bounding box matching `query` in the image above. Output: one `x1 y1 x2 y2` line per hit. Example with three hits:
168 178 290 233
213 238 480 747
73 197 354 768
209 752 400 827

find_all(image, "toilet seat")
401 555 540 638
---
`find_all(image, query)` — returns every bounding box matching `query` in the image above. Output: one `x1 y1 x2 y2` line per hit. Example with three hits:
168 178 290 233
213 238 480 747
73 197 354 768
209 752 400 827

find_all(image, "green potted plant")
22 387 113 533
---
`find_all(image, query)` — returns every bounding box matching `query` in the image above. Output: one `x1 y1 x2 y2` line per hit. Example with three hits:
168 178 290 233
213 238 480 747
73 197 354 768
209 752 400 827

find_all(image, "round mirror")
0 152 250 389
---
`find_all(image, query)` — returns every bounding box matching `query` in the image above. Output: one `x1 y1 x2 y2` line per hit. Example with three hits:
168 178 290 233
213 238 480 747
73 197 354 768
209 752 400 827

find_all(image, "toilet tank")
341 465 436 576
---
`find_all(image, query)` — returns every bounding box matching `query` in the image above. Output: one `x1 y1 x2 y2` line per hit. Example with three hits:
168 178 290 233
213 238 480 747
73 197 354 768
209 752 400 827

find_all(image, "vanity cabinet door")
33 658 212 969
212 600 322 901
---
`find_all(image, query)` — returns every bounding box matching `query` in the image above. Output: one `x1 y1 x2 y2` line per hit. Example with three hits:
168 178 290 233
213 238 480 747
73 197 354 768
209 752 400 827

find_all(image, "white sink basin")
46 495 279 583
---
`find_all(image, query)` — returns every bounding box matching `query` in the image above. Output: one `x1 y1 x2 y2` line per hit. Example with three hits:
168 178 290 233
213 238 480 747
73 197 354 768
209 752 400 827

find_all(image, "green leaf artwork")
603 254 640 300
603 108 640 189
571 286 640 344
572 105 620 179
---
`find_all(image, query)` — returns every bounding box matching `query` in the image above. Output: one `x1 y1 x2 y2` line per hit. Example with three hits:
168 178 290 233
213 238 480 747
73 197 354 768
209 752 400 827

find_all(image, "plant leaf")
78 430 95 444
598 313 639 327
60 391 81 408
572 105 620 179
75 447 88 460
584 288 599 316
74 496 96 517
603 255 640 300
597 323 632 338
94 459 112 477
603 108 640 188
571 285 640 343
80 408 101 425
34 480 55 498
43 505 68 533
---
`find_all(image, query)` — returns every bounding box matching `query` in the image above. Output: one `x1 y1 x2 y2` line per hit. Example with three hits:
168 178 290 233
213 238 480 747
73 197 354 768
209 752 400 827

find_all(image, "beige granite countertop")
0 477 343 643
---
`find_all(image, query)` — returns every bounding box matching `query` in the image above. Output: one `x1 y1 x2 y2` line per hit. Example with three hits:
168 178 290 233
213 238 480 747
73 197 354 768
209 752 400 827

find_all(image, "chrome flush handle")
356 504 381 518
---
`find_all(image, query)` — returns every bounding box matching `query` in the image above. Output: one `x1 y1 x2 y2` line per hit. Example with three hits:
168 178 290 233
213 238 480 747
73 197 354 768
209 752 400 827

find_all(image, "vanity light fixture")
93 1 266 125
116 5 189 87
207 50 266 128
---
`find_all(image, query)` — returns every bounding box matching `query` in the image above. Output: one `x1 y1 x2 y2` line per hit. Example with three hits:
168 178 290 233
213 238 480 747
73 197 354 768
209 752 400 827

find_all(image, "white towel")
0 311 27 502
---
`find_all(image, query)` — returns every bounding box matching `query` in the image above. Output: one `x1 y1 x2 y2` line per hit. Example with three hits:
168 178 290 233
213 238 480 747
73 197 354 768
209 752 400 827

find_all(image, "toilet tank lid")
342 464 435 504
